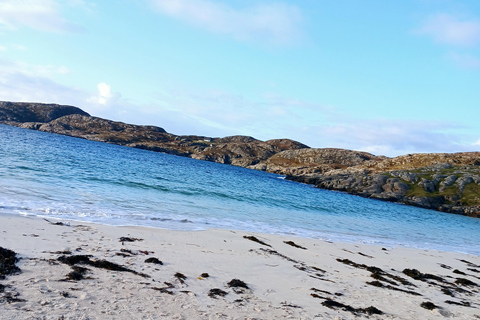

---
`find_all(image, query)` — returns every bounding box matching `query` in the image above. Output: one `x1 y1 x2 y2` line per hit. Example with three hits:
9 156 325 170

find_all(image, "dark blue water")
1 124 479 255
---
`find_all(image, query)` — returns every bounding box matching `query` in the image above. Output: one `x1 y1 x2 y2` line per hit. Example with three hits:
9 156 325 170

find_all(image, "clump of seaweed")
445 300 472 307
174 272 187 284
57 254 149 279
0 247 21 280
119 237 143 244
152 282 175 295
367 281 421 296
63 266 89 281
284 241 307 250
455 278 478 287
321 299 383 315
43 218 69 226
403 269 445 283
453 269 466 275
337 258 414 287
208 288 228 298
420 301 438 310
458 259 480 268
58 255 92 266
145 257 163 265
259 248 297 263
0 291 26 303
227 279 249 289
243 235 271 247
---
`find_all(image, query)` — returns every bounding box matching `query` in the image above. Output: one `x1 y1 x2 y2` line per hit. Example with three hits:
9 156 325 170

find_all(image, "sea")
1 124 479 255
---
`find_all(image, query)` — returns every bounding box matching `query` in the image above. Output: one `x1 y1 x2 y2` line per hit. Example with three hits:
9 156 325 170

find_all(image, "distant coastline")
1 100 479 218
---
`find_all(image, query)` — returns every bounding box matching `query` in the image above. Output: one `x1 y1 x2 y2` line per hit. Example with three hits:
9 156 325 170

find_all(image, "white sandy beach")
1 213 479 320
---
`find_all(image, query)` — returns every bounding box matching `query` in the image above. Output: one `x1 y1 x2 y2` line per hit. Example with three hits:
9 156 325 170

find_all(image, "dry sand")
1 213 479 320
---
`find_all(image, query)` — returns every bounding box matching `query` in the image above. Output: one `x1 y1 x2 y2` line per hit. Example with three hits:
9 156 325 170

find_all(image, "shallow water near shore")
1 124 479 255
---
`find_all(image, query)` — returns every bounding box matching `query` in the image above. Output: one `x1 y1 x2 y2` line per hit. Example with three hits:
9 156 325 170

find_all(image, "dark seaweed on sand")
119 237 143 244
0 291 26 303
152 282 175 295
445 300 472 307
208 288 228 298
43 218 68 226
145 257 163 265
403 268 445 283
243 235 271 247
367 281 422 296
283 241 307 250
458 259 480 268
259 248 297 263
0 247 21 280
420 301 438 310
174 272 187 284
337 258 414 287
58 254 150 279
321 299 383 315
64 266 89 281
227 279 249 289
402 268 475 297
58 254 92 266
455 278 478 287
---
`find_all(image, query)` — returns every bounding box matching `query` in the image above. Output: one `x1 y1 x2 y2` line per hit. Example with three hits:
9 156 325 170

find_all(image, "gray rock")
439 175 457 192
418 179 437 193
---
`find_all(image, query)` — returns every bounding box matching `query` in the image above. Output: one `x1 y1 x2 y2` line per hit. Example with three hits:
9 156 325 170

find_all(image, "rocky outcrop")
192 138 309 167
2 101 480 218
250 148 385 175
357 152 480 172
0 101 89 123
288 162 480 218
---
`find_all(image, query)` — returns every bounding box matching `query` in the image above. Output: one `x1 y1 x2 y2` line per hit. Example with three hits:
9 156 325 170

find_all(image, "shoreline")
7 210 480 257
1 213 479 319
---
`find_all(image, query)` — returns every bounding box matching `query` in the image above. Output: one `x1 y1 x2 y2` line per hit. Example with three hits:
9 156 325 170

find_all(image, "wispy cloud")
148 0 303 45
0 0 84 33
312 119 475 156
0 60 83 105
417 14 480 47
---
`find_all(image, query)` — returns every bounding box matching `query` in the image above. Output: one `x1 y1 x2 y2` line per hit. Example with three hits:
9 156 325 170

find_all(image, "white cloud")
87 82 120 107
418 14 480 46
473 139 480 146
0 58 70 78
149 0 303 44
0 0 84 33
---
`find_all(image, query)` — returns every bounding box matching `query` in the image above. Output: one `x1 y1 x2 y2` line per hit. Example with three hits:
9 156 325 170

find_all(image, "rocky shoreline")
287 162 480 218
1 101 479 218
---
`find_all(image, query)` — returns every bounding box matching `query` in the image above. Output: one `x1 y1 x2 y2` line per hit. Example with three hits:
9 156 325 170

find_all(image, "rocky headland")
1 101 479 217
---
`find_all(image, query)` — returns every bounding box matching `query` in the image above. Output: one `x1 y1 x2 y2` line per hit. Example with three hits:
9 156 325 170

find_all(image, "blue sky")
0 0 479 156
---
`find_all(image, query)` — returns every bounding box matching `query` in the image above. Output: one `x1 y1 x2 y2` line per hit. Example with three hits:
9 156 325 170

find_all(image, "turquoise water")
1 124 479 255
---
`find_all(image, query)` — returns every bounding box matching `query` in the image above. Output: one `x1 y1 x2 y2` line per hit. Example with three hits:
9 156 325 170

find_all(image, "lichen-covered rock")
289 163 480 218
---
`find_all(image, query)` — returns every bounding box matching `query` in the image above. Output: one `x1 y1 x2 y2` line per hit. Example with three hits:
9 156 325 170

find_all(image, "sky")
0 0 479 157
